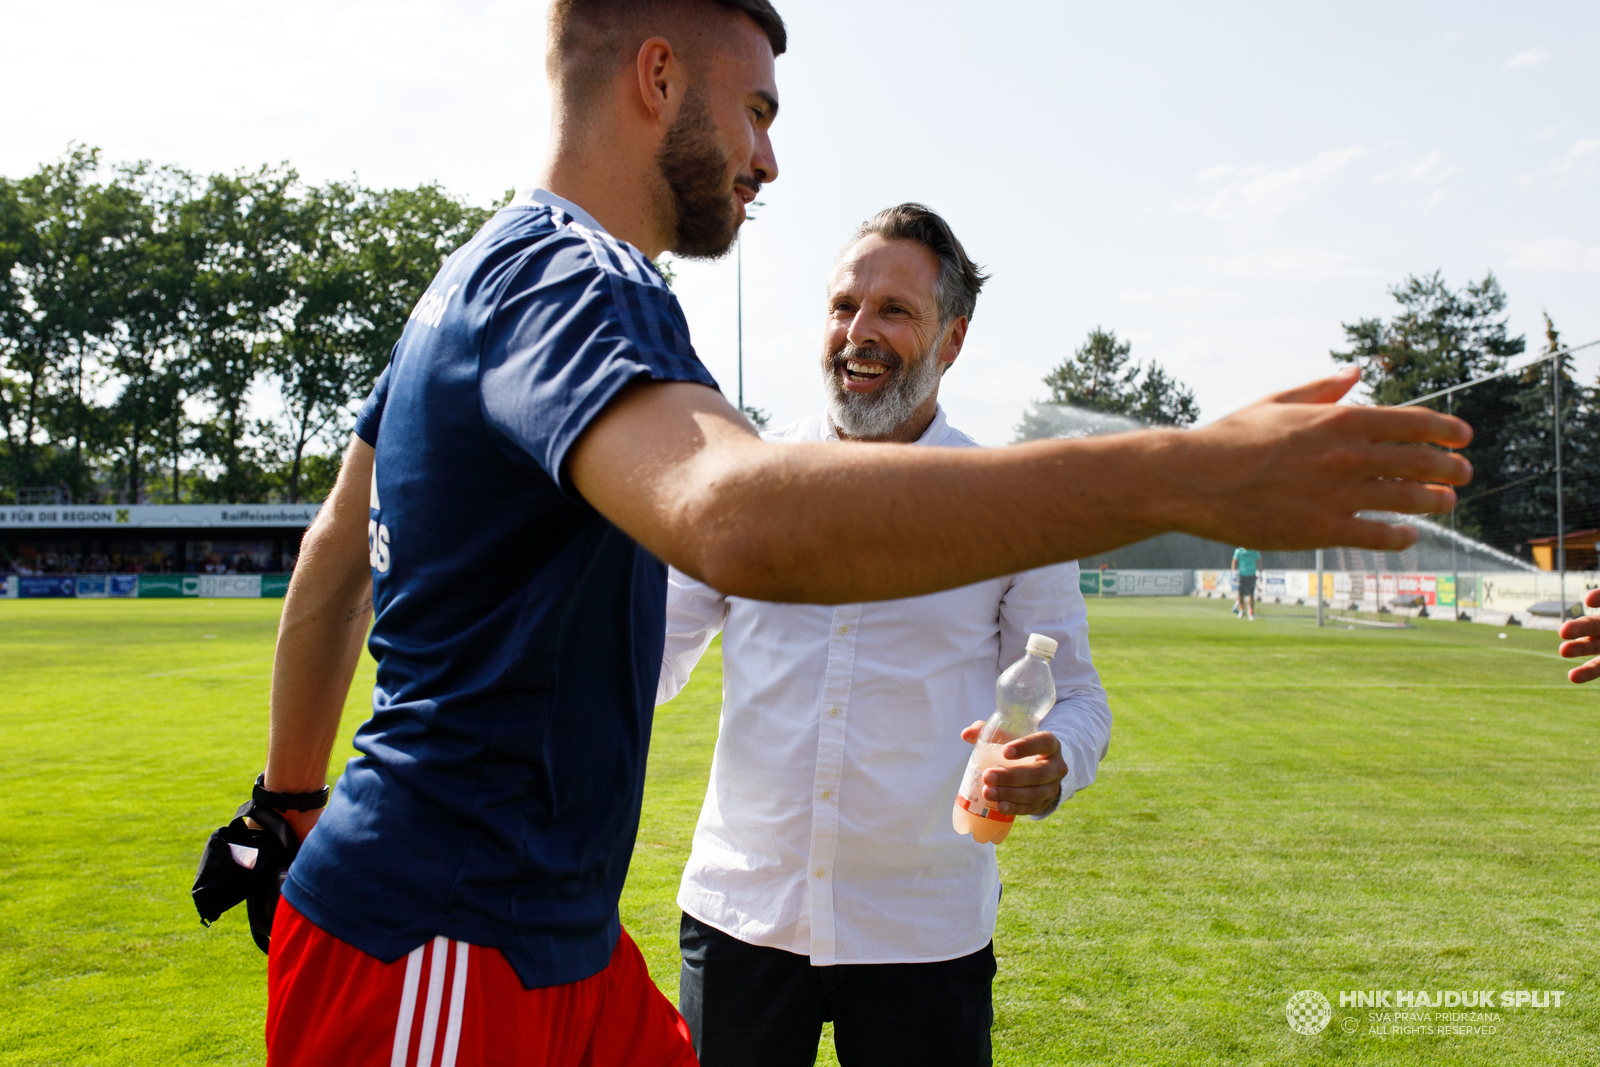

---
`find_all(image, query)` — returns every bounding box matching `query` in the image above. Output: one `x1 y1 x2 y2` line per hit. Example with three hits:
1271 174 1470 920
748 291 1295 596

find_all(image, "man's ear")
939 316 969 372
635 36 689 125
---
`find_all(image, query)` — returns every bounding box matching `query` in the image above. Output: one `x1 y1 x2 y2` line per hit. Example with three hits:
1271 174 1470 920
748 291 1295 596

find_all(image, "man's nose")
846 310 881 350
752 129 778 186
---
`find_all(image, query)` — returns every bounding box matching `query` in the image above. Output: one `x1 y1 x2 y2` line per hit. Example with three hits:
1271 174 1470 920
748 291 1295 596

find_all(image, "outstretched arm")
264 434 375 841
569 366 1473 605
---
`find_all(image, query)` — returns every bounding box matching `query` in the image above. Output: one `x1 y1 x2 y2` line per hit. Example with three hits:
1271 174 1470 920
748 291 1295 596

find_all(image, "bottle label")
957 744 1016 823
955 792 1015 823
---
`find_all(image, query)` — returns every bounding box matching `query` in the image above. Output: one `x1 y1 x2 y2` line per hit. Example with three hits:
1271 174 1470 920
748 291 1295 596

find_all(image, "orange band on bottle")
956 794 1015 823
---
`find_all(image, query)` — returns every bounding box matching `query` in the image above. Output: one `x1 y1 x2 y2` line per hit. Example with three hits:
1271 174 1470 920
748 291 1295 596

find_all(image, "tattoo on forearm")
346 598 372 624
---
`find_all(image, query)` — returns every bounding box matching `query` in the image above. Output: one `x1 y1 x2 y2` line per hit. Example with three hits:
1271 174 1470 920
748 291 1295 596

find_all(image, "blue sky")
4 0 1596 444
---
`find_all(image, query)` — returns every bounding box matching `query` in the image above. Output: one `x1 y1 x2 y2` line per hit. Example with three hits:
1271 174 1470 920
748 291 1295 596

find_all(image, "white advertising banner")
198 575 264 598
1118 570 1191 596
1258 570 1288 600
1359 574 1379 613
1085 569 1193 596
1188 568 1599 617
1476 572 1599 614
0 503 319 528
1 575 14 599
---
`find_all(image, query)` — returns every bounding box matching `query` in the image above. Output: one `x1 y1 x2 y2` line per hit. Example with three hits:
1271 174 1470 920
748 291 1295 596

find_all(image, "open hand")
1178 367 1474 552
1559 590 1600 683
960 721 1067 817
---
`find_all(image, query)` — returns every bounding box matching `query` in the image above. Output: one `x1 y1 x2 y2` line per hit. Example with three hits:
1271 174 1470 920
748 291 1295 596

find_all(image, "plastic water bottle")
952 633 1058 844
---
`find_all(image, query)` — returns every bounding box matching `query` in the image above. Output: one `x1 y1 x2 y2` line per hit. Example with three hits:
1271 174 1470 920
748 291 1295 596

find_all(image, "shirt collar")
823 404 950 447
512 187 609 235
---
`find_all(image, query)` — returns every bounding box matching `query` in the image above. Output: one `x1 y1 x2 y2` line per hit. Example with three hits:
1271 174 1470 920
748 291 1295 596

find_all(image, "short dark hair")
549 0 786 111
848 203 989 325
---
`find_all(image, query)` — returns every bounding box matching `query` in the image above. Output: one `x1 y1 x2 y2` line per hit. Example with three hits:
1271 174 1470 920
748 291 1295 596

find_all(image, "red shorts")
266 899 697 1067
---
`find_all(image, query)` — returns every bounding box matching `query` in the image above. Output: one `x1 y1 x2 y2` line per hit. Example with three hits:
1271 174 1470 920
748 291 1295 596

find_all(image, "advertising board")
137 575 200 598
0 503 319 529
198 575 263 598
1082 569 1192 596
75 575 109 598
20 575 77 598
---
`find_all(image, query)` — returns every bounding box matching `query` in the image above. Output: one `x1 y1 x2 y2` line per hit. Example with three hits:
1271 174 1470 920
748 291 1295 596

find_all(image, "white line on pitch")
146 657 272 678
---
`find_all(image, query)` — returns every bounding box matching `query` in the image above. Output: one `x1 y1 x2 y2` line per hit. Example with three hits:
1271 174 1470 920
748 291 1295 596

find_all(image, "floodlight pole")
1555 348 1566 619
1449 391 1459 620
1316 548 1324 628
737 230 744 413
735 201 764 418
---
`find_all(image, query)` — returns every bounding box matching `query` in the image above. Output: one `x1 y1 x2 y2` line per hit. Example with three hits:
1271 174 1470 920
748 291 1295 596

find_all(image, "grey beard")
824 342 944 440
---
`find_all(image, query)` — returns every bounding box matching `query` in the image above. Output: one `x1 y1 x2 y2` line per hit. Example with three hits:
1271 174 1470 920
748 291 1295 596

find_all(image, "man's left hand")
960 722 1068 817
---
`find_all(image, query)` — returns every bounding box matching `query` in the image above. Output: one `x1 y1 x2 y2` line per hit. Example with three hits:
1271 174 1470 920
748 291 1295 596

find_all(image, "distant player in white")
657 204 1112 1067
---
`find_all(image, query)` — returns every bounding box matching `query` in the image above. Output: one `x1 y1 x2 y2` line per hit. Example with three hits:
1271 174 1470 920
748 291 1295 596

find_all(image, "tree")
0 147 120 499
1019 327 1199 441
1330 271 1559 553
1041 328 1138 413
1130 361 1200 427
0 173 28 491
94 163 192 504
269 181 367 502
349 183 495 387
265 182 494 501
182 166 299 502
1546 314 1600 542
1488 312 1600 550
0 149 500 505
1331 271 1523 404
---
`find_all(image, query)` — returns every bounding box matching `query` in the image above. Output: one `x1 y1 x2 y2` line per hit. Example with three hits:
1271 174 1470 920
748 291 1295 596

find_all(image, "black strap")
245 801 301 861
253 773 329 812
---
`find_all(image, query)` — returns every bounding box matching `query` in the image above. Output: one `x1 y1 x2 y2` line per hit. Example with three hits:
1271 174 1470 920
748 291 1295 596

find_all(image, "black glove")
192 800 300 954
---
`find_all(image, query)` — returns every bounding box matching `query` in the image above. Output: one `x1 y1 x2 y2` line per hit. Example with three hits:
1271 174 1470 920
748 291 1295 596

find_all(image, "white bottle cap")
1026 633 1058 659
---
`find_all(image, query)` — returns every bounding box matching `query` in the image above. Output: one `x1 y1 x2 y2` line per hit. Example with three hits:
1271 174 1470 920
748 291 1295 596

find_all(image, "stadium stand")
0 503 316 597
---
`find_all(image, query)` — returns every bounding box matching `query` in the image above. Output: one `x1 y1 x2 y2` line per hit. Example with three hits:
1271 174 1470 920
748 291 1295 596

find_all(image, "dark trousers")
678 911 995 1067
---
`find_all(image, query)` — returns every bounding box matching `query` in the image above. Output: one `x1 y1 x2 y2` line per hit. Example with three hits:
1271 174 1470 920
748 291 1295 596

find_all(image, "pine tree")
1042 328 1139 412
1327 272 1600 555
1033 327 1199 430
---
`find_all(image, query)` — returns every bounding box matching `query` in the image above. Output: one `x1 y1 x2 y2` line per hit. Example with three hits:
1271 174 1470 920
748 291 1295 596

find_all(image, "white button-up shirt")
657 408 1112 965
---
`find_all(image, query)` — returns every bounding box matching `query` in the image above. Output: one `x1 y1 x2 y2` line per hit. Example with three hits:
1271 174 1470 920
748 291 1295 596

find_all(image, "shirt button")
838 625 849 635
814 869 825 878
820 790 832 799
828 707 839 717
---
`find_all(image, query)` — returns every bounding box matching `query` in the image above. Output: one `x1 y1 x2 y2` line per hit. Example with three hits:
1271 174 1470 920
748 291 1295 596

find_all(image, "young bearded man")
656 204 1113 1067
248 0 1474 1063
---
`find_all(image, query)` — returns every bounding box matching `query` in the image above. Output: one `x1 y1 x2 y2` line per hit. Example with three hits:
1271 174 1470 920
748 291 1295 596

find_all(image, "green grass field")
2 596 1597 1065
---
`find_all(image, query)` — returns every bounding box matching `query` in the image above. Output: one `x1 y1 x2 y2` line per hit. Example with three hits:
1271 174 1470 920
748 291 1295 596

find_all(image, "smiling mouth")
845 359 889 383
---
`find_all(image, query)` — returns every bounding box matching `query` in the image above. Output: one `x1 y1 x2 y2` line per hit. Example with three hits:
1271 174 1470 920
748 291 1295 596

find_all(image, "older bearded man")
657 203 1113 1067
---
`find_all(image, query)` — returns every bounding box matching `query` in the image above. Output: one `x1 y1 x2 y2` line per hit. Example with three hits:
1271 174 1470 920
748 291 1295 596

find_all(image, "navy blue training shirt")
282 191 719 989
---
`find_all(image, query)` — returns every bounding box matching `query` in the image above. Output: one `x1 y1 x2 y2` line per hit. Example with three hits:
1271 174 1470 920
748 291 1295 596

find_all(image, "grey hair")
845 202 989 326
